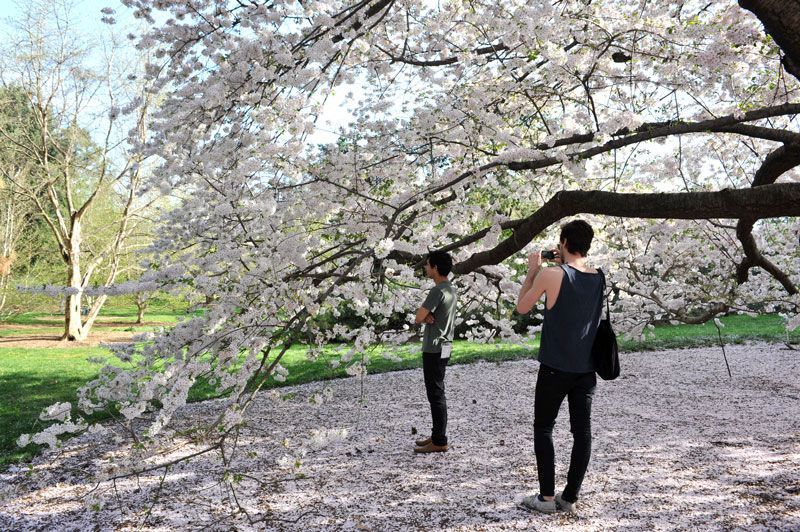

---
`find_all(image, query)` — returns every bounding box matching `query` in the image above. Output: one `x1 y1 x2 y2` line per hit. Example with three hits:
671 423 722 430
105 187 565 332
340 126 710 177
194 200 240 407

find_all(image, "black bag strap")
597 268 611 319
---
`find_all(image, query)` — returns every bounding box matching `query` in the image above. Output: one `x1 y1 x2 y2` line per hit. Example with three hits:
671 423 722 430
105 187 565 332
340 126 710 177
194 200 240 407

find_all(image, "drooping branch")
375 42 510 67
388 103 800 271
396 103 800 215
508 103 800 172
618 283 731 324
739 0 800 81
735 144 800 294
452 182 800 275
736 218 799 294
749 143 800 187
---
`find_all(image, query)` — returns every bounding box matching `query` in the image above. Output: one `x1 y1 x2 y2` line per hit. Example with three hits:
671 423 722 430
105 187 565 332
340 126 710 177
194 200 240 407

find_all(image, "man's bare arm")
415 307 432 324
517 251 548 314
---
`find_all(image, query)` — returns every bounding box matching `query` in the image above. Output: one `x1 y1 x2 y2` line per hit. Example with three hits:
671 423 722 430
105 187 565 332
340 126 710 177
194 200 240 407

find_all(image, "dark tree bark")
735 145 800 294
740 0 800 81
452 182 800 275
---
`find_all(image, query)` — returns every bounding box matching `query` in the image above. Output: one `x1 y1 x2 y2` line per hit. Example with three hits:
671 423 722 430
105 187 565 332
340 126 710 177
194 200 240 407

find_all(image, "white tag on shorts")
440 344 452 359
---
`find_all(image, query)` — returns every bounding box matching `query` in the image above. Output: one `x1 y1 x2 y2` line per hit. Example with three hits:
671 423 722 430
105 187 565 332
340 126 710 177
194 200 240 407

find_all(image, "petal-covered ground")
1 343 799 531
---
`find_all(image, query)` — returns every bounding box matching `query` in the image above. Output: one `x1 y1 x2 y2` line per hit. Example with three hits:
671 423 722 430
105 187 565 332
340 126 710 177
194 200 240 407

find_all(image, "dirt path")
0 322 172 348
1 343 798 530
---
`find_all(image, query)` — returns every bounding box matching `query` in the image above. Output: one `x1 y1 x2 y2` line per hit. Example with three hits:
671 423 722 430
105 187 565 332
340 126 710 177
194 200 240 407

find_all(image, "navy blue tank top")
538 264 605 373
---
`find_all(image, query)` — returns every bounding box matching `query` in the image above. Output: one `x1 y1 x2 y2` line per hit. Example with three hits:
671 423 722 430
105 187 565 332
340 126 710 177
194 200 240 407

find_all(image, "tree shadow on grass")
0 371 122 468
0 335 63 344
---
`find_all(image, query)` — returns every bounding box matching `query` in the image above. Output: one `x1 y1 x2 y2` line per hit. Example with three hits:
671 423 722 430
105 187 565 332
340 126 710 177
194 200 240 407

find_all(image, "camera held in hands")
541 249 558 260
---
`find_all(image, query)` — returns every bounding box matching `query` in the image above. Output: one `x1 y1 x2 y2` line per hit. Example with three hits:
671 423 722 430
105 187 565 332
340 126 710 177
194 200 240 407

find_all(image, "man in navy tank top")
516 220 605 514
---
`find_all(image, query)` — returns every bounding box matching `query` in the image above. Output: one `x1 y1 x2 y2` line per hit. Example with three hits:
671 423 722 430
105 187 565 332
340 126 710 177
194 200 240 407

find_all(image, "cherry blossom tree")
18 0 800 485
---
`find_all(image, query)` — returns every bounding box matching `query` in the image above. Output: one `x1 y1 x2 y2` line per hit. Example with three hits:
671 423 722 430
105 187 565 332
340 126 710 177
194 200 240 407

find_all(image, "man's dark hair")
427 250 453 276
559 220 594 257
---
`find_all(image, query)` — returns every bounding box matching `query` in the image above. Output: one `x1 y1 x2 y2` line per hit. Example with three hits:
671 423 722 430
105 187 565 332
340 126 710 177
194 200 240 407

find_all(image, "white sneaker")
519 494 556 514
555 493 577 513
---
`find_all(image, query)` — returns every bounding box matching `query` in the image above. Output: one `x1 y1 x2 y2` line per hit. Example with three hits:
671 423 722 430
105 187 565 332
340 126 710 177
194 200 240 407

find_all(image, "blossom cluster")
19 0 799 454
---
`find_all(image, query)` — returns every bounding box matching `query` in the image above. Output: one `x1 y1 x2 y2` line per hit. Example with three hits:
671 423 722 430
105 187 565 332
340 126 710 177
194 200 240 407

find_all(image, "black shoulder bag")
592 269 620 380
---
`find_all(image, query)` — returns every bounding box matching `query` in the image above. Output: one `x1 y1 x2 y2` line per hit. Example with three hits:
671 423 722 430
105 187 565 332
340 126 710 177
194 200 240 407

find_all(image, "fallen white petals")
1 343 798 530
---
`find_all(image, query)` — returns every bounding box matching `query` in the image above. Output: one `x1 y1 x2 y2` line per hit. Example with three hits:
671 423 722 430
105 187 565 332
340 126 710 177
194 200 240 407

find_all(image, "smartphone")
541 250 558 260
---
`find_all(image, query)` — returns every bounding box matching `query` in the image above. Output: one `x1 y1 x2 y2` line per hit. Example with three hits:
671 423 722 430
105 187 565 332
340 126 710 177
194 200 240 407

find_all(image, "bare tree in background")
0 173 23 315
0 0 155 340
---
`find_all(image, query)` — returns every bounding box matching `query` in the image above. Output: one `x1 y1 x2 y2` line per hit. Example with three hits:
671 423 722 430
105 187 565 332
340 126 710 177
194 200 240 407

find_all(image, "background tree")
0 178 21 315
0 0 155 340
0 86 49 316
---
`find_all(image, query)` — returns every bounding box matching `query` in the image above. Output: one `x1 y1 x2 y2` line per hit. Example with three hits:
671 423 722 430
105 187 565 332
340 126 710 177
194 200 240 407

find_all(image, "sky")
1 0 137 43
0 0 356 146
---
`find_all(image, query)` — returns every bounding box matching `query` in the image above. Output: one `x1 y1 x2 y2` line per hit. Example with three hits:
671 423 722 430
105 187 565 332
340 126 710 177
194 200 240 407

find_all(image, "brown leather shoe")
414 442 449 453
414 437 432 447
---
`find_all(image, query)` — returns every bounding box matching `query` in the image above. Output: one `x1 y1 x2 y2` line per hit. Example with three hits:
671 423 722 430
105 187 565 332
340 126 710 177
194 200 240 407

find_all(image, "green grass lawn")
1 311 797 468
619 313 799 349
2 308 191 327
0 347 117 465
0 308 195 338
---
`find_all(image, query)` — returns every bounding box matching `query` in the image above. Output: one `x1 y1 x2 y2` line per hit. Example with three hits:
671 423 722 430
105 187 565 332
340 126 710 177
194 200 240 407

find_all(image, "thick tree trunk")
63 292 84 341
740 0 800 81
63 276 87 341
62 219 87 341
136 299 147 325
0 200 15 314
0 275 8 315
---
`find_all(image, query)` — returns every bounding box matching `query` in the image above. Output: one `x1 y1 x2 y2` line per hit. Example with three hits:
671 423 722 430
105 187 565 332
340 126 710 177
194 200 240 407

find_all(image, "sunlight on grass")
1 311 797 468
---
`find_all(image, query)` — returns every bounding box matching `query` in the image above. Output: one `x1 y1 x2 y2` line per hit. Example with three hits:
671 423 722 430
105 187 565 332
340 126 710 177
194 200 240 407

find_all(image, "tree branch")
739 0 800 81
375 42 509 66
734 144 800 294
395 102 800 217
452 183 800 276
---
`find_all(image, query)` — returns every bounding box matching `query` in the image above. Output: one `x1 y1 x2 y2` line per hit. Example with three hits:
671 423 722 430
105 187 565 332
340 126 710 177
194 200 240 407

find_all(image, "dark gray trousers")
534 364 597 502
422 352 449 445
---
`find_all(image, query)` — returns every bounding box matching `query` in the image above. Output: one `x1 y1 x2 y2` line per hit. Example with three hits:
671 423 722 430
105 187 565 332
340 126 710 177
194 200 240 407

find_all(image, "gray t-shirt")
421 280 457 353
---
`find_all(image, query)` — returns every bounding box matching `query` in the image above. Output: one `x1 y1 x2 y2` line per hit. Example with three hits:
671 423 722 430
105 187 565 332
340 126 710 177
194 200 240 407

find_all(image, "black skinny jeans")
534 364 596 503
422 352 449 445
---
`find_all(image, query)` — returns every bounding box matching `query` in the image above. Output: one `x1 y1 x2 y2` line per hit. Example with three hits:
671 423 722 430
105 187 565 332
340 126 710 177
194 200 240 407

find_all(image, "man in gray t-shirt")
413 250 457 453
